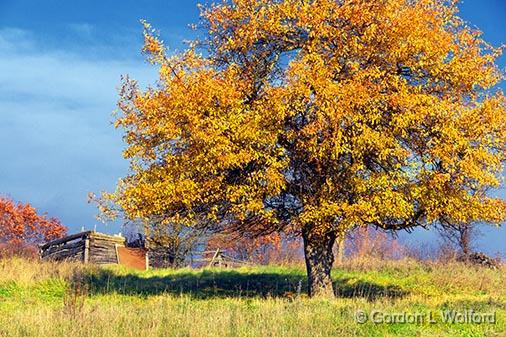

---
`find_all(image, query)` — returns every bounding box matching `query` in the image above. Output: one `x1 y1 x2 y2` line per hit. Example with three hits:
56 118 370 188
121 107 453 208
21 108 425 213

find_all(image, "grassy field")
0 257 504 337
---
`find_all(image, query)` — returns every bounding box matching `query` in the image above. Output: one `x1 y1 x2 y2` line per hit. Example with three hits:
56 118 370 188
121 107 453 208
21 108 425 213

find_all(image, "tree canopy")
102 0 506 296
0 196 67 244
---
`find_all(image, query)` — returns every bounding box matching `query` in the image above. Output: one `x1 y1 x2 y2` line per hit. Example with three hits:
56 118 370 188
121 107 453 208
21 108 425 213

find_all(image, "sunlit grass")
0 257 504 337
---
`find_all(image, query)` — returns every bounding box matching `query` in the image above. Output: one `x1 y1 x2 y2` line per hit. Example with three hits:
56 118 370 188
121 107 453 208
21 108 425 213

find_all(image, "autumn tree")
0 196 67 245
436 187 488 257
437 219 481 257
102 0 506 297
121 218 207 267
144 219 207 267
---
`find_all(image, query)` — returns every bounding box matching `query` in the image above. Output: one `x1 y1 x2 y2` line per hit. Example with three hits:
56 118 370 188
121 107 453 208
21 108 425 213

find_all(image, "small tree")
437 220 480 257
124 219 207 268
0 196 67 245
101 0 506 297
147 220 207 268
436 187 490 257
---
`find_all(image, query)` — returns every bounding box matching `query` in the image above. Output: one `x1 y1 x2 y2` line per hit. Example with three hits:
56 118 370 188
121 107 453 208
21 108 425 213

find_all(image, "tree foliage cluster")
101 0 506 296
0 196 67 245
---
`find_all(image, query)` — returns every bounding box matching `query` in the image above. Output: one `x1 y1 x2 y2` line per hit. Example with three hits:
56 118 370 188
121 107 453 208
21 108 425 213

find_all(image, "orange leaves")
141 20 165 63
143 34 163 55
105 36 288 226
100 0 506 241
0 196 67 244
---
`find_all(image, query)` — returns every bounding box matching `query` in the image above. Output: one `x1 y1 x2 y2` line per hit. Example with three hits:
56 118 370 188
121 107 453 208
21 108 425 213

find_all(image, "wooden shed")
40 231 148 270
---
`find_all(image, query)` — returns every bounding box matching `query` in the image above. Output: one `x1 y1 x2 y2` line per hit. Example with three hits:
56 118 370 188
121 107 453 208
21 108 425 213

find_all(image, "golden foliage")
103 0 506 238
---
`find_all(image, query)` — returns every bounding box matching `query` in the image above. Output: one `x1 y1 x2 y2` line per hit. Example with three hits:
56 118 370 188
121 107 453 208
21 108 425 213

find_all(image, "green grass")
0 257 504 337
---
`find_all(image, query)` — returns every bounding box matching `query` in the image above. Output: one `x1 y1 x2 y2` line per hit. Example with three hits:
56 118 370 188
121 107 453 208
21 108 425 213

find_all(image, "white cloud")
0 27 157 232
0 28 156 106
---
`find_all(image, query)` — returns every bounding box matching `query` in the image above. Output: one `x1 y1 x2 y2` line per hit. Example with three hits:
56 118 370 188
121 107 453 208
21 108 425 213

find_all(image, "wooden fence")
40 231 247 270
193 249 252 268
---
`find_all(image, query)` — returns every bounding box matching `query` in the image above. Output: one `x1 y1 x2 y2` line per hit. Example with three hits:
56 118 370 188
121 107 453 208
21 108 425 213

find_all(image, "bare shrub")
206 232 304 265
437 221 482 257
63 271 88 319
0 243 39 259
346 227 407 260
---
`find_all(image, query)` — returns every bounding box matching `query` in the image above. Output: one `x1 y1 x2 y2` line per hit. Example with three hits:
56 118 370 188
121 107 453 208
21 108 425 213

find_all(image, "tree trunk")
302 230 336 298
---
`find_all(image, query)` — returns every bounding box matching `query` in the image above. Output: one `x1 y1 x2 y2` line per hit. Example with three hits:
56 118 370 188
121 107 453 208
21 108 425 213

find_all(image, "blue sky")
0 0 505 255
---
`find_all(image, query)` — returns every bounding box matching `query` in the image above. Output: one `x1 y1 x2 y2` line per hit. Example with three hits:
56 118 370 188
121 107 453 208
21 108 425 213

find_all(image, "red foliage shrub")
0 196 67 245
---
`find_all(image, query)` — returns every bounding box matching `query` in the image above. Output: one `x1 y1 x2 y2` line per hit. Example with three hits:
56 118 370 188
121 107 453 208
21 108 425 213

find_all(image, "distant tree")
0 196 67 244
124 218 207 268
437 220 480 257
100 0 506 297
436 188 491 257
146 220 208 268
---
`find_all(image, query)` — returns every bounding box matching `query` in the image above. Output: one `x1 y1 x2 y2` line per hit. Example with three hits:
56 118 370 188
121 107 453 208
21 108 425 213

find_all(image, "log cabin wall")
87 233 125 264
40 231 125 265
40 239 85 261
40 231 90 262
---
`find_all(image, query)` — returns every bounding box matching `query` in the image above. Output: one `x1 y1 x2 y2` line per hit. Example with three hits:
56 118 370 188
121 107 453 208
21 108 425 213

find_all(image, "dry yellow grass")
0 257 504 337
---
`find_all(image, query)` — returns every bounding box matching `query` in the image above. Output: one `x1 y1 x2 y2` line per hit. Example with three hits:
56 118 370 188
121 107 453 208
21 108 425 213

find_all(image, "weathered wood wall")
41 239 85 261
40 231 125 265
40 232 89 262
88 233 124 265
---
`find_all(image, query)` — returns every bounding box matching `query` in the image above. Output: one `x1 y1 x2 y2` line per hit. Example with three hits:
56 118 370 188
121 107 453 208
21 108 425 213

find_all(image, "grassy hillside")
0 258 504 337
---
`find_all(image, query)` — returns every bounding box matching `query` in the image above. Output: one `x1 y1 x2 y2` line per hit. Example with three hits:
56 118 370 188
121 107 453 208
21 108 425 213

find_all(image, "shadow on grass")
81 268 407 300
334 277 406 301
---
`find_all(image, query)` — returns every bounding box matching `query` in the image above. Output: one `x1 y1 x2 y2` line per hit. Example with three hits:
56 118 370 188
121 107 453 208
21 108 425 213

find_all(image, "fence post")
209 248 220 267
84 238 90 263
